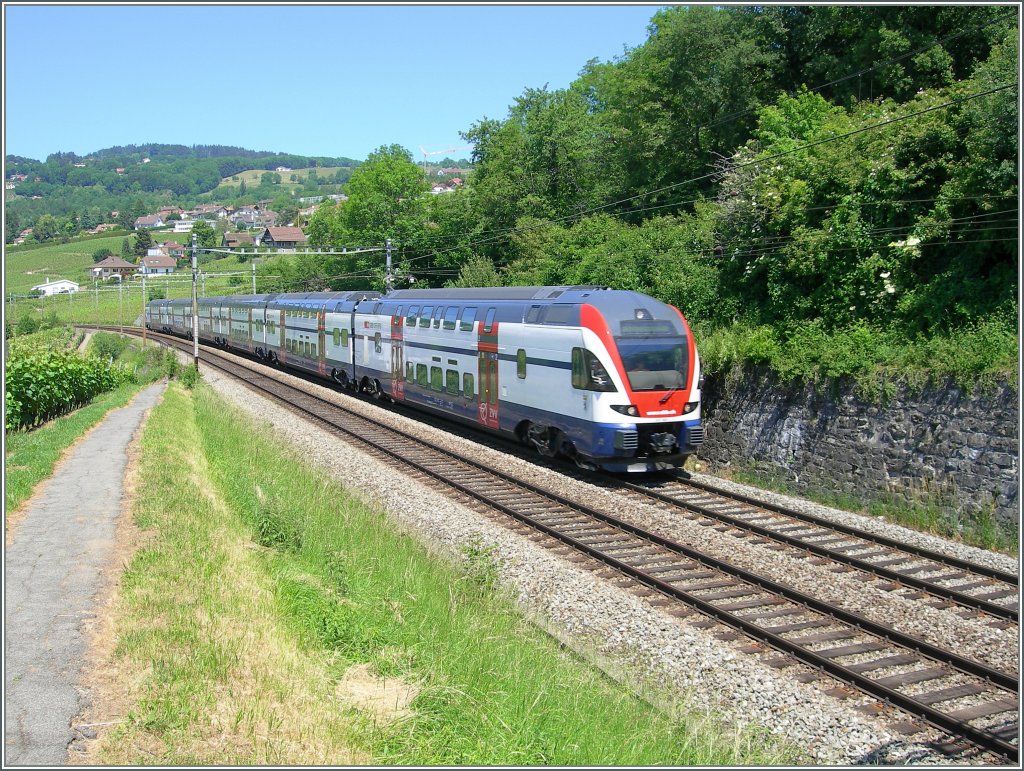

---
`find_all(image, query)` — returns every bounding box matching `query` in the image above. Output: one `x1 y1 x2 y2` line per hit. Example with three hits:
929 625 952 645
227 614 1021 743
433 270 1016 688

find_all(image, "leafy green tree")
33 214 59 242
337 144 429 248
5 208 19 244
93 247 115 262
134 228 154 257
121 237 133 259
191 219 217 248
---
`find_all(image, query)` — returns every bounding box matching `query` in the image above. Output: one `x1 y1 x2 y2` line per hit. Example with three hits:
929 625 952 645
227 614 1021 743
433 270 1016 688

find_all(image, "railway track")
613 477 1018 623
95 328 1020 760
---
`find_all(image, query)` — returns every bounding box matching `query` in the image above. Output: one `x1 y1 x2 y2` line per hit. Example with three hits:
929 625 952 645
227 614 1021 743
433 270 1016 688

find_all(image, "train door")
277 307 287 363
317 308 327 377
390 312 405 401
247 307 253 353
477 307 500 429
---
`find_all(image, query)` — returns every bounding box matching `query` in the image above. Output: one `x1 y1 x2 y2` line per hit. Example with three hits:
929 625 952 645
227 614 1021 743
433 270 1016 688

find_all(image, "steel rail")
669 476 1018 586
618 479 1018 621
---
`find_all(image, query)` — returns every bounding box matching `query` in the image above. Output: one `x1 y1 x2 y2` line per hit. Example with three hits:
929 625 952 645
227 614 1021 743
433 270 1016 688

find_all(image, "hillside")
4 144 361 244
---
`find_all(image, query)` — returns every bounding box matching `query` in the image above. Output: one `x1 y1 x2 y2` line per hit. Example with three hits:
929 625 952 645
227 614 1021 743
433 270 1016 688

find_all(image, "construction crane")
419 145 472 176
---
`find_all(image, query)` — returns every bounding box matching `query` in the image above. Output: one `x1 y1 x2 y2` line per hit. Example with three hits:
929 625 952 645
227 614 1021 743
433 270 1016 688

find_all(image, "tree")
93 247 115 263
338 144 430 246
5 209 19 244
121 238 132 259
32 214 59 242
134 228 154 257
191 219 217 248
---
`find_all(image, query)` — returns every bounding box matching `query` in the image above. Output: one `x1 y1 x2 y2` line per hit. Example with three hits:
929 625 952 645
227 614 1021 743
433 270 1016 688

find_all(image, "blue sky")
4 4 664 162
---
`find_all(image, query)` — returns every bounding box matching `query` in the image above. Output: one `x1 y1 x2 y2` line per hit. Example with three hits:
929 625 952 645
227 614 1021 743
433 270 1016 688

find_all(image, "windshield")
616 338 688 391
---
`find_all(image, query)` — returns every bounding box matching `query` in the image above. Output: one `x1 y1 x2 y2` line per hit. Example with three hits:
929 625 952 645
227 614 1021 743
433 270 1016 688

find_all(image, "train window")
525 305 544 324
546 304 574 325
406 306 419 325
443 307 458 330
460 307 477 332
571 348 585 389
419 306 433 327
341 329 348 347
433 306 444 328
333 328 341 346
463 373 474 399
416 363 428 387
374 332 382 354
571 347 617 392
304 340 311 356
430 366 443 391
312 343 317 357
406 362 414 381
517 349 527 379
483 308 496 333
446 370 459 394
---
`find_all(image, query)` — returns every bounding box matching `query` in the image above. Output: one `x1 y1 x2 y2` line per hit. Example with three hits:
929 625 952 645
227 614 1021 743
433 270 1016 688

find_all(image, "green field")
5 233 193 293
4 234 265 328
213 166 347 195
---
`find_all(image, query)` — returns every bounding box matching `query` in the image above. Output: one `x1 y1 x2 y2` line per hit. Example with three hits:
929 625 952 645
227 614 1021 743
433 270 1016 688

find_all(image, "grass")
212 166 347 194
84 381 788 765
4 232 287 329
5 234 131 293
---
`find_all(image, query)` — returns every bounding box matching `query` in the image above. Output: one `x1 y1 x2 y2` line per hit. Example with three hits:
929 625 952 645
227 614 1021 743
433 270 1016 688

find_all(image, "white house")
174 219 196 233
31 279 80 296
139 251 177 275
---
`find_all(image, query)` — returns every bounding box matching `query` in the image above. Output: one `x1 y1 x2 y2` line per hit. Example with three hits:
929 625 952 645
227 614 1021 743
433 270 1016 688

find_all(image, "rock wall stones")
698 368 1019 528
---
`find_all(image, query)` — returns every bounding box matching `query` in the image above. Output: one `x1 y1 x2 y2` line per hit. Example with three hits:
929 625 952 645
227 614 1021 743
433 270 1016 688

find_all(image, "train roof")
382 286 609 302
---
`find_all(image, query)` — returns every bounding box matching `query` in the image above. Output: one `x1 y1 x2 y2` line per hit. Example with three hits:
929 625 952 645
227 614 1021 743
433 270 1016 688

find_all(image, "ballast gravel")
195 350 1018 766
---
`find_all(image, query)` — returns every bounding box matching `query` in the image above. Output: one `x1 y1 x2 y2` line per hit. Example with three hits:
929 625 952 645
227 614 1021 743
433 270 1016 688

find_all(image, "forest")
284 6 1018 386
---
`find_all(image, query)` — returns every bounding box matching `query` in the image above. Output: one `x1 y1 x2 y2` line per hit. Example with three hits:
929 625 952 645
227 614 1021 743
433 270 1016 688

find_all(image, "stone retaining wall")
698 368 1019 528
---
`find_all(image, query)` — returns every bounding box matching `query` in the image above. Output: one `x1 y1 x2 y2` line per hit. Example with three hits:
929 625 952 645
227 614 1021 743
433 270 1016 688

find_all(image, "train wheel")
525 423 560 458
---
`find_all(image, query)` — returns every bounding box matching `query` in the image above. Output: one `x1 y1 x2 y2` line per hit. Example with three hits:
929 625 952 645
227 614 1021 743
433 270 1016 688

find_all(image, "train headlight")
611 405 640 417
683 401 699 414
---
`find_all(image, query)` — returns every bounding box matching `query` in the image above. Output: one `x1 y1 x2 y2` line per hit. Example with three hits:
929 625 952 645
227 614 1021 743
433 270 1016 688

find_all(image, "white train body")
147 286 704 472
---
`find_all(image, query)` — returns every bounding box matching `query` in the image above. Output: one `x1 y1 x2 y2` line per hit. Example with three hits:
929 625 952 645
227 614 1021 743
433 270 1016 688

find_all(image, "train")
146 286 704 472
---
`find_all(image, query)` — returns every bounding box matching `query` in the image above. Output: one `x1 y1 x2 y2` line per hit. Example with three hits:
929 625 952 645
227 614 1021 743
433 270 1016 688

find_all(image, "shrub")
180 363 201 389
87 332 129 362
5 348 135 430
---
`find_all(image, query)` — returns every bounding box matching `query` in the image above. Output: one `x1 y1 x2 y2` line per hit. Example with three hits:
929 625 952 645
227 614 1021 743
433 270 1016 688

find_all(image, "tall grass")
88 382 788 765
193 386 779 765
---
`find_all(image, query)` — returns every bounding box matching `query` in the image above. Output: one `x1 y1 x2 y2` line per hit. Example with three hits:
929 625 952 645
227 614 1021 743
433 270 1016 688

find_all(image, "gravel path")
197 349 1018 765
4 381 166 766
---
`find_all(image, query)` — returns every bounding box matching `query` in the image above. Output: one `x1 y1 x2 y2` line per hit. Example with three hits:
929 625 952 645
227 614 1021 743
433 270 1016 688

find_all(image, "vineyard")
5 334 136 431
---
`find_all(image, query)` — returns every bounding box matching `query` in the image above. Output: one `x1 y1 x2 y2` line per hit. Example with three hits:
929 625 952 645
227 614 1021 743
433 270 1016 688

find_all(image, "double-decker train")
146 286 704 472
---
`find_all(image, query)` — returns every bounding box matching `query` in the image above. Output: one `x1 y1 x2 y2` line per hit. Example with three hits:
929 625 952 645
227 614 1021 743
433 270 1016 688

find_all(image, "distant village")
25 200 327 297
16 170 468 298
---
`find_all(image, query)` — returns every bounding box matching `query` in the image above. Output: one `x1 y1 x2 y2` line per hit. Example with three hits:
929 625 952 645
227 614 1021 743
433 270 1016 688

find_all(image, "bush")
16 315 40 335
180 363 201 389
87 332 129 362
5 348 135 430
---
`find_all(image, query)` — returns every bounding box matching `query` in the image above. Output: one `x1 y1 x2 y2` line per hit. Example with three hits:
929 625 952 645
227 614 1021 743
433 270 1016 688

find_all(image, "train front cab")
572 301 704 472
